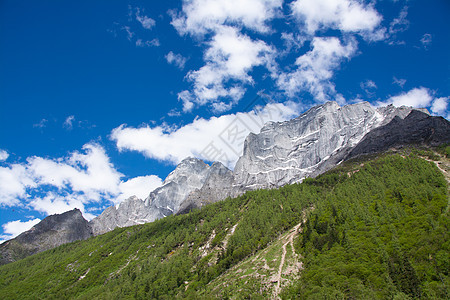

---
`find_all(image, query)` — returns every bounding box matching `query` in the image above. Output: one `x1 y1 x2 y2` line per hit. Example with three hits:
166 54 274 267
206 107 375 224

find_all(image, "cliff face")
231 102 423 191
0 209 93 265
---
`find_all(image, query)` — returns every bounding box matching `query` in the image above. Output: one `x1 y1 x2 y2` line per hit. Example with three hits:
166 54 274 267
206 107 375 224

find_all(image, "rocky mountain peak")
0 208 93 265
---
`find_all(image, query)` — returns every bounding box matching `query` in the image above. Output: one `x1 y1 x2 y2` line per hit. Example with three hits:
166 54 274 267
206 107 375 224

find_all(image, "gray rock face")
0 209 93 265
232 101 418 190
177 162 234 215
90 157 233 235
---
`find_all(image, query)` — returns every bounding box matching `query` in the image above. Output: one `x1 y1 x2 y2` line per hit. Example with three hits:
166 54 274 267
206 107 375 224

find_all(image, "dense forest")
0 148 448 299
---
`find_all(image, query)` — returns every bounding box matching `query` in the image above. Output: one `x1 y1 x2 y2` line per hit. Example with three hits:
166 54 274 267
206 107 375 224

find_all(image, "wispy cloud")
360 79 377 97
393 76 406 88
387 6 409 44
122 25 135 41
33 119 48 129
420 33 432 49
63 115 75 130
136 38 160 47
135 8 156 30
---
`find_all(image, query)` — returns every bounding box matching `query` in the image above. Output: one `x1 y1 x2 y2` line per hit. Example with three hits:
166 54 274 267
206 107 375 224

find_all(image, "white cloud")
63 115 75 130
430 97 448 115
0 149 9 161
0 143 163 216
33 119 48 129
420 33 432 49
136 38 160 47
0 164 35 206
165 51 188 69
0 218 41 243
360 79 377 96
291 0 383 39
180 26 275 112
387 6 409 44
111 101 300 168
379 87 433 108
393 76 406 88
29 194 89 219
135 9 156 30
171 0 282 36
27 144 123 200
171 0 281 112
276 36 357 102
122 26 134 41
117 175 163 204
389 6 409 35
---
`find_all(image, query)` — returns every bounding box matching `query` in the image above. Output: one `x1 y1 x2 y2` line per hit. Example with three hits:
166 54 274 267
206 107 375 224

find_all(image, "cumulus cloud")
0 163 35 206
430 97 448 116
0 218 41 244
171 0 282 112
0 144 163 217
165 51 188 69
111 101 300 168
276 36 357 102
179 26 275 112
380 87 433 108
291 0 383 39
171 0 282 36
0 149 9 162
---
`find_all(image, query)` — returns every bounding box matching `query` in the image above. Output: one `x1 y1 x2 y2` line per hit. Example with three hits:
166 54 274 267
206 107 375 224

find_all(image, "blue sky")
0 0 449 241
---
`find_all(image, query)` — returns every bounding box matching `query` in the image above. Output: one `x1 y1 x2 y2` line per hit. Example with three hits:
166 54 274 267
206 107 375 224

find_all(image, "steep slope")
0 152 447 299
0 209 92 265
346 110 450 160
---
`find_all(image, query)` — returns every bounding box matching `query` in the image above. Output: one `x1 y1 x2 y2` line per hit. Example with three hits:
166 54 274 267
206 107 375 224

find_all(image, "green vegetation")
0 152 448 299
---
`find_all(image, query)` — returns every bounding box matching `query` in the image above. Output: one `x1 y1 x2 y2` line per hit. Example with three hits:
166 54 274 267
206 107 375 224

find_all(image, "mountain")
232 102 426 191
92 102 433 234
90 158 233 235
1 102 448 262
0 208 92 265
0 152 448 299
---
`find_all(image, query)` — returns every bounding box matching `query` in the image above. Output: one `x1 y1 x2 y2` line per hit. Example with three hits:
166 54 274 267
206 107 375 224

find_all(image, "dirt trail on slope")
273 209 311 299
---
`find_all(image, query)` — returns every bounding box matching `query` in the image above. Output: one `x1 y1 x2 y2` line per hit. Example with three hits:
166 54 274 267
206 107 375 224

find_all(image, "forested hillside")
0 149 448 299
